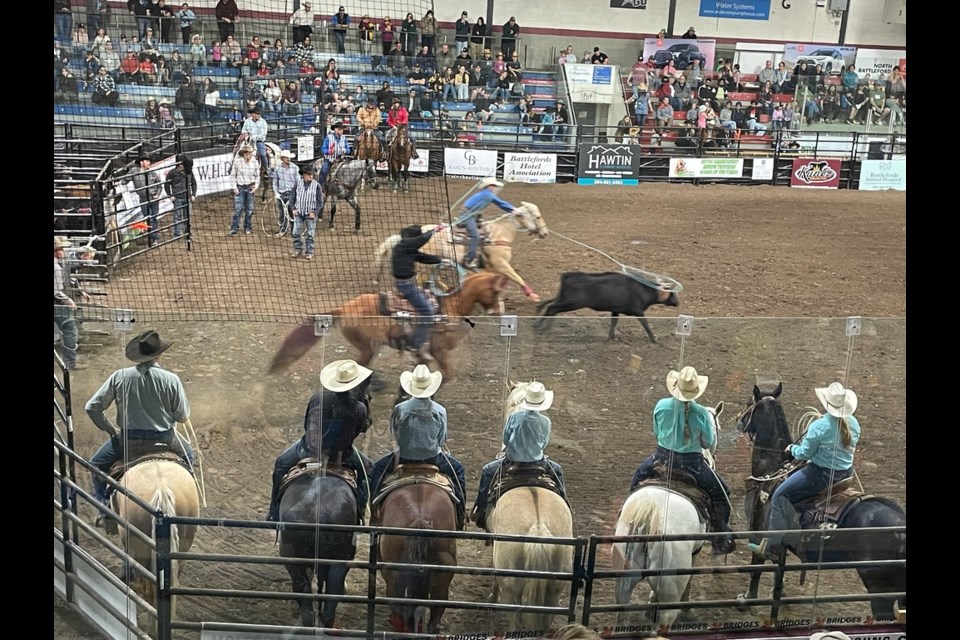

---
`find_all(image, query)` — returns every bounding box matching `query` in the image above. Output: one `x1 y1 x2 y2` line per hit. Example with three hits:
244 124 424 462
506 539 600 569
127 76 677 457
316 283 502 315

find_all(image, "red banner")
790 158 842 189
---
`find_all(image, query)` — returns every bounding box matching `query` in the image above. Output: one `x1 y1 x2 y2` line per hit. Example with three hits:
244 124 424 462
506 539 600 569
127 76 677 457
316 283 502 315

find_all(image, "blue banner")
698 0 771 20
592 66 613 85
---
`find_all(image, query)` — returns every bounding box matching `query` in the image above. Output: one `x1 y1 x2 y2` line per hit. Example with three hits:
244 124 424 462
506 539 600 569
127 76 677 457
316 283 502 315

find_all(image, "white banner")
191 152 237 197
444 148 498 179
751 158 775 181
853 48 906 80
859 159 906 191
668 157 744 178
114 155 177 228
504 153 557 184
375 149 430 173
296 136 315 161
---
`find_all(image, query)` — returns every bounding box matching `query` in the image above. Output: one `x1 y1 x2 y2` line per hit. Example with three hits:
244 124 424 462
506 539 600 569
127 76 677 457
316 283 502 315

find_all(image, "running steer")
534 271 680 342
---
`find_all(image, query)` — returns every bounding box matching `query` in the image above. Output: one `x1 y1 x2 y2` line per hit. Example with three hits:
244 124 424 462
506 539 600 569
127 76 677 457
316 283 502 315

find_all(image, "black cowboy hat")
125 330 173 363
330 121 344 129
248 106 261 114
300 165 315 175
135 154 152 163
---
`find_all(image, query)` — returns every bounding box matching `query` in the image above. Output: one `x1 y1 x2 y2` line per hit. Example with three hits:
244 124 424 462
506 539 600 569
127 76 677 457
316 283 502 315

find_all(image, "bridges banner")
577 143 640 185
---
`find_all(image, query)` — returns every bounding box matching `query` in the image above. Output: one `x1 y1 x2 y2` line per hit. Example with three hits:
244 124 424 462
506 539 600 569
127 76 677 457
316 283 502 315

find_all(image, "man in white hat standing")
451 176 523 269
228 145 260 235
288 1 314 45
268 149 299 233
748 382 861 561
470 382 566 530
267 359 374 523
370 365 467 530
630 365 736 554
54 237 83 371
85 330 195 529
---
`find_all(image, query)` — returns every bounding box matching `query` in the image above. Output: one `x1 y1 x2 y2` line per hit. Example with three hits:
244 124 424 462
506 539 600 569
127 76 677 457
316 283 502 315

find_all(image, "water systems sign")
444 148 498 179
577 143 640 185
504 153 557 183
790 158 841 189
669 157 744 178
699 0 771 20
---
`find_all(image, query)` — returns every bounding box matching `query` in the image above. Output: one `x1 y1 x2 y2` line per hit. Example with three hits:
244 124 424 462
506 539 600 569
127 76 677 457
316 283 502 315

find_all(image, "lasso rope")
176 418 207 507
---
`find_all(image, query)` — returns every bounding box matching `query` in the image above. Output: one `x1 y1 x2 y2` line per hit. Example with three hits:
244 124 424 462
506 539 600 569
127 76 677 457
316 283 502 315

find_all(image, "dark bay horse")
736 382 906 620
388 125 413 193
278 467 359 628
377 481 458 633
317 159 378 232
355 128 383 164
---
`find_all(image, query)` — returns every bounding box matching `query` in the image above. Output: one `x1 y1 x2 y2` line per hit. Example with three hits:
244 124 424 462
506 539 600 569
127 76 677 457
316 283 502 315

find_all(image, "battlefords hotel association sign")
577 143 640 185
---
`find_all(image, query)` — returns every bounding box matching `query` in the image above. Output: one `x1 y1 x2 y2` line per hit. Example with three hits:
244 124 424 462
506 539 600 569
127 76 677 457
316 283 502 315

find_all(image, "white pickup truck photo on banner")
444 148 499 179
503 153 557 183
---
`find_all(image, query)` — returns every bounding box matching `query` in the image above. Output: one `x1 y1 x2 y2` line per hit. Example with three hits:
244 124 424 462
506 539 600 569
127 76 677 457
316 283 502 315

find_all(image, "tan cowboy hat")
480 176 503 188
54 237 72 250
666 366 708 402
520 381 554 411
125 330 173 363
279 149 294 159
320 359 373 392
239 145 254 155
400 364 442 398
815 382 858 418
811 633 852 640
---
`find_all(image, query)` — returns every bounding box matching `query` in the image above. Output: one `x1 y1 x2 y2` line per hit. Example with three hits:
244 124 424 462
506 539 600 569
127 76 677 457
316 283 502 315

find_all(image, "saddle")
377 289 440 318
748 462 867 533
370 463 458 511
107 443 192 486
277 456 359 500
636 466 713 527
446 225 493 247
487 460 566 511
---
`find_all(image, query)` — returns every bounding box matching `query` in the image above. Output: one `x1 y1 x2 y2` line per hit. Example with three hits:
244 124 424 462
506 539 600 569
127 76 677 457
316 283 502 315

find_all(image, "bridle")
735 395 780 444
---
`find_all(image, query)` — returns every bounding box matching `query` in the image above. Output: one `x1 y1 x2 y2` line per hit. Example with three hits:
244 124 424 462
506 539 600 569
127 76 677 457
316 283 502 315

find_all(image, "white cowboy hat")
666 366 708 402
479 176 503 188
520 381 554 411
320 359 373 392
400 364 443 398
815 382 858 418
279 149 294 159
811 633 852 640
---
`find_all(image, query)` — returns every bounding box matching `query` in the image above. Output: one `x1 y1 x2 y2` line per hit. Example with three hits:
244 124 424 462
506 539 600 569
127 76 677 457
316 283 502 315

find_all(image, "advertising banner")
296 136 315 161
504 153 557 184
375 150 430 173
751 157 775 180
859 159 906 191
564 64 619 102
783 43 857 74
444 148 498 179
610 0 647 8
191 152 239 197
577 143 639 185
668 157 744 178
698 0 771 21
852 48 906 80
790 157 841 189
641 38 717 73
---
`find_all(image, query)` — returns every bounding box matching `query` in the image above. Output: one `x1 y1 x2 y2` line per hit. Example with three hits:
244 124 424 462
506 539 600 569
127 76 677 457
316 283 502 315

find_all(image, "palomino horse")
374 202 549 303
610 403 724 629
268 272 510 380
388 125 414 193
736 383 906 620
314 158 379 232
113 457 200 621
278 462 361 628
377 477 458 633
485 381 574 631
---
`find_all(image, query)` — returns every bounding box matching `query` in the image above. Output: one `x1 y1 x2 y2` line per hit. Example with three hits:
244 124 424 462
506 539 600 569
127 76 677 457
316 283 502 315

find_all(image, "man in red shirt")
385 97 419 161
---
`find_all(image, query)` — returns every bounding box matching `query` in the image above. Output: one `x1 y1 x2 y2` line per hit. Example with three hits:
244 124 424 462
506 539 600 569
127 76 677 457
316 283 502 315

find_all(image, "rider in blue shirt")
318 121 351 188
452 176 521 269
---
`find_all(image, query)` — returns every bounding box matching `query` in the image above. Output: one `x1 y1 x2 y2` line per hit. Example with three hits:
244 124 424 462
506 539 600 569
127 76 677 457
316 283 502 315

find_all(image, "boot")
470 504 486 531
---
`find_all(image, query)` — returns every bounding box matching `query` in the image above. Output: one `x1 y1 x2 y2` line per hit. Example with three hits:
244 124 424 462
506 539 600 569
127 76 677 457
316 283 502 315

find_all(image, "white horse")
610 402 724 629
484 381 574 631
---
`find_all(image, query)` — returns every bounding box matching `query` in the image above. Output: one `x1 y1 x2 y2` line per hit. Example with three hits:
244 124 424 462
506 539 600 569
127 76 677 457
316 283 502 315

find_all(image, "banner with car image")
783 43 857 75
641 38 716 74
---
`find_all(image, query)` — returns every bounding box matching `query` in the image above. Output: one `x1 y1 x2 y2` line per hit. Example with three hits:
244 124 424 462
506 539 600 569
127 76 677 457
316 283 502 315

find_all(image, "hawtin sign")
577 143 640 185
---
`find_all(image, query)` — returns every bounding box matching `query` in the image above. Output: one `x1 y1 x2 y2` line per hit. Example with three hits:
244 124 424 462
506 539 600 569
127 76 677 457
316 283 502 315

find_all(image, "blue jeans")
136 16 152 40
56 12 73 42
395 276 433 349
370 452 466 513
172 197 189 237
472 458 565 522
54 304 78 369
632 446 732 531
231 186 255 232
254 141 268 171
292 213 317 255
459 215 480 262
90 429 196 503
804 101 821 120
142 200 160 244
318 158 332 186
766 463 853 549
334 30 346 54
441 83 456 102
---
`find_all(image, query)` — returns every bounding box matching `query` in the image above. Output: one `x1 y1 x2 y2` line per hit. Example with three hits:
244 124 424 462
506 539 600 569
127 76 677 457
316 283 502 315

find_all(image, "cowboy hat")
248 106 261 114
330 121 344 129
666 366 708 402
125 330 173 363
400 364 443 398
810 633 852 640
480 176 503 188
299 165 315 175
279 149 294 159
815 382 858 418
320 359 373 392
136 154 152 163
54 237 72 250
238 145 254 154
520 381 554 411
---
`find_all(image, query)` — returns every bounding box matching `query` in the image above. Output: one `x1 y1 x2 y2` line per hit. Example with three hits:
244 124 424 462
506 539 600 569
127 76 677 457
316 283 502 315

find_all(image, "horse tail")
614 493 662 604
518 522 564 629
149 484 181 616
396 518 434 602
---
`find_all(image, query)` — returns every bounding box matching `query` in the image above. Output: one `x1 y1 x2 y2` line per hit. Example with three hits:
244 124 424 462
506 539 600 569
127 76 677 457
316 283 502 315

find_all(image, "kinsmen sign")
577 143 640 185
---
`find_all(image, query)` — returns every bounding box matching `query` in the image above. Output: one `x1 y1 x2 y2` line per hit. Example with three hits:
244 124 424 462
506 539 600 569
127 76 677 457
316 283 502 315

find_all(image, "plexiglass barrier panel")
54 315 905 639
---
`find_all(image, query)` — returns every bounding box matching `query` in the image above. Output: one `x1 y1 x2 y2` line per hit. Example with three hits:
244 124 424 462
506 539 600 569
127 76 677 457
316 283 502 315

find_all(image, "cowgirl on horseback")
385 97 420 162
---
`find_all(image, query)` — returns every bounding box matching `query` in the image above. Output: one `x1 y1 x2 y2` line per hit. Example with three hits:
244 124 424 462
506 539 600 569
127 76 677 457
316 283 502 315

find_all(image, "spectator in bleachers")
821 85 841 122
120 34 141 57
506 51 524 96
473 89 495 123
773 61 790 93
400 13 417 57
56 67 80 103
176 3 197 45
538 107 556 142
477 49 495 75
615 113 635 143
407 61 428 95
731 64 743 92
415 46 436 75
555 100 570 140
332 6 350 55
782 101 795 130
841 63 858 96
174 75 198 124
98 43 121 82
91 28 110 57
403 88 423 118
470 17 488 61
789 61 815 92
265 38 285 66
518 94 534 125
224 34 242 65
577 50 590 64
353 83 368 104
215 0 239 44
435 43 454 73
744 100 767 133
492 51 506 77
885 66 905 103
718 101 737 132
187 33 205 67
380 16 395 57
455 11 471 55
155 55 171 86
141 28 160 57
454 65 470 102
769 102 784 130
289 1 314 45
845 84 870 124
501 16 520 59
83 50 101 86
357 15 375 55
260 78 282 112
386 41 409 75
489 71 513 102
867 80 889 124
144 97 161 127
88 0 111 35
813 64 827 91
156 0 175 43
256 60 270 77
322 58 340 93
796 82 821 124
627 56 646 99
211 40 223 67
654 96 673 138
457 110 477 146
625 83 650 127
758 60 776 89
158 100 175 127
675 74 693 111
200 77 219 121
121 50 141 83
591 47 609 65
697 77 717 106
456 47 473 69
655 75 675 109
247 36 264 63
126 0 150 41
292 36 315 67
139 53 158 85
469 63 489 101
429 67 448 100
168 49 190 83
376 80 395 107
758 81 774 114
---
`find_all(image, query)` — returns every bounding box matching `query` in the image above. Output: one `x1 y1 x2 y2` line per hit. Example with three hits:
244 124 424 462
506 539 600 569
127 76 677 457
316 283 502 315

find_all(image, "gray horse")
314 159 379 232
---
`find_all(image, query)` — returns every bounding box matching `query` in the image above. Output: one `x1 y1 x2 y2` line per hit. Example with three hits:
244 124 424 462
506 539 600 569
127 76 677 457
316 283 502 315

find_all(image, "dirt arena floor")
54 180 906 639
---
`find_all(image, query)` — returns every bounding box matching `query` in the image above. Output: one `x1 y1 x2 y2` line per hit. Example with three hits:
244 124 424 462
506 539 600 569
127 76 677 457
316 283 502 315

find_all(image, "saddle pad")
798 488 869 530
278 458 358 499
371 464 457 510
488 462 565 511
108 449 189 481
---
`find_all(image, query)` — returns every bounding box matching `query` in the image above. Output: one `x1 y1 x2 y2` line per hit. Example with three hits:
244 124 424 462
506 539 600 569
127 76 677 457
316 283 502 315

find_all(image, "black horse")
316 158 379 232
278 470 360 628
736 382 906 621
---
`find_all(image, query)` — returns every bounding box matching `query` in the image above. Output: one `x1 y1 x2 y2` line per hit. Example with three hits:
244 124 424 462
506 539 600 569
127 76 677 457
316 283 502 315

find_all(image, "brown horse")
268 272 509 379
378 482 458 633
388 125 413 193
356 128 383 164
